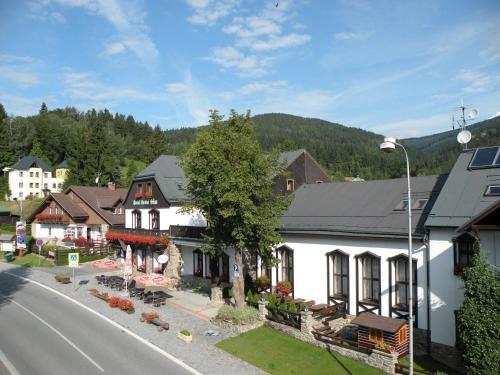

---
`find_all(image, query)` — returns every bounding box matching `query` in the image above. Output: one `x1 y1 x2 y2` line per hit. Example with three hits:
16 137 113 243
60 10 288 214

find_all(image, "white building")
2 156 67 200
425 146 500 349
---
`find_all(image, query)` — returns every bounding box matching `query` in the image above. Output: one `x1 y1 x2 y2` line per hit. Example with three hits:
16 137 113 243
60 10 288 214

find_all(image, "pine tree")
29 138 51 165
39 102 48 114
147 125 167 163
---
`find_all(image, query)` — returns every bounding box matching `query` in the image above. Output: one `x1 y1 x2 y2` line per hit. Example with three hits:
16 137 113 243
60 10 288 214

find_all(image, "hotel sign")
132 198 158 206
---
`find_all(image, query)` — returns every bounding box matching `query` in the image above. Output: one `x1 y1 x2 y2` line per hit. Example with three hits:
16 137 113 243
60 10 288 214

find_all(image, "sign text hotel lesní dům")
132 199 158 206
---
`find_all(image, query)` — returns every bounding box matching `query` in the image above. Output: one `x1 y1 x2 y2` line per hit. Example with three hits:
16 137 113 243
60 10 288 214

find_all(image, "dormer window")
135 184 143 199
286 179 295 192
485 185 500 196
145 182 153 199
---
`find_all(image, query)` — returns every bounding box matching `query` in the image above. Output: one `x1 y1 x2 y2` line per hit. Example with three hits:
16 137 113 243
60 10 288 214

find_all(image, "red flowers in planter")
134 192 143 199
277 281 293 295
144 191 153 200
105 231 169 246
108 296 120 308
74 236 87 247
35 214 63 222
118 298 134 312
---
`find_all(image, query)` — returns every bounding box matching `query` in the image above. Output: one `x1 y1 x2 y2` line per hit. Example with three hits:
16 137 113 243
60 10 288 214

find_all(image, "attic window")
469 146 500 169
485 185 500 196
414 199 428 210
395 199 409 211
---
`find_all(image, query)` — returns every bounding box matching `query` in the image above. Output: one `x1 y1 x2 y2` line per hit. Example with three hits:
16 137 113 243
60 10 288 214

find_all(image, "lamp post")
380 137 413 375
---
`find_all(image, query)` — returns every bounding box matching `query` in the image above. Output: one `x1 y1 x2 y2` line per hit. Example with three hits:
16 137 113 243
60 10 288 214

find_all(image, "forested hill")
1 103 499 196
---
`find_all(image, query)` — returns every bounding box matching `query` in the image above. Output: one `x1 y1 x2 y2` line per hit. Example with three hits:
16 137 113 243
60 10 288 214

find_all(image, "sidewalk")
0 263 265 375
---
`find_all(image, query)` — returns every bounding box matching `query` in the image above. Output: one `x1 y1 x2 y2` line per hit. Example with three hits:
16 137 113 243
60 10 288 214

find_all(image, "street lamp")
380 137 414 375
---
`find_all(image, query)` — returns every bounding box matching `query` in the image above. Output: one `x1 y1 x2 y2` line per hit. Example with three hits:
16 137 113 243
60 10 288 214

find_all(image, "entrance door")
86 227 91 242
210 256 220 281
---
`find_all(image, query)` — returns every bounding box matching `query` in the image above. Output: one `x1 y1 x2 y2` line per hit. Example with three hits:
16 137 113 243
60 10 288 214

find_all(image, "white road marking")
0 293 105 372
2 270 203 375
0 349 22 375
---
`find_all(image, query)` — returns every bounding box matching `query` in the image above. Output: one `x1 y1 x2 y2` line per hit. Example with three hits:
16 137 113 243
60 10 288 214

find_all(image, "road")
0 270 197 375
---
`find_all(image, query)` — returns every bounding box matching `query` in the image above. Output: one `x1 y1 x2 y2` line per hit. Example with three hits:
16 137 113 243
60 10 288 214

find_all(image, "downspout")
424 229 431 356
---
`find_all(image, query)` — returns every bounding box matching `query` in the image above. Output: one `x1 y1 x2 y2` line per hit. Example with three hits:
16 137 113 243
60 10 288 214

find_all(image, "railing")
108 225 205 239
108 227 169 237
169 225 205 239
266 305 301 330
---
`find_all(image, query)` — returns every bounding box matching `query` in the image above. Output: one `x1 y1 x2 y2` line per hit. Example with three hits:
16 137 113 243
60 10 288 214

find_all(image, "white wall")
32 223 66 239
5 168 64 200
268 234 428 330
125 205 206 230
179 244 236 282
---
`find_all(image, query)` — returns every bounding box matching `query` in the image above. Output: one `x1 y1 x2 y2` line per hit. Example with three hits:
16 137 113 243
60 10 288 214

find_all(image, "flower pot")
177 333 192 343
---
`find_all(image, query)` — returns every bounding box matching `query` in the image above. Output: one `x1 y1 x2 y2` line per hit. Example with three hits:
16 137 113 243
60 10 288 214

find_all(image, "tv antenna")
451 98 476 149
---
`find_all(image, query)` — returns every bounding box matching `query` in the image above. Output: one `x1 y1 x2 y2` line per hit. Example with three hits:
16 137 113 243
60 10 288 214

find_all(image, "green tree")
29 138 51 165
124 160 140 187
181 110 290 307
456 252 500 375
39 102 48 114
147 125 167 163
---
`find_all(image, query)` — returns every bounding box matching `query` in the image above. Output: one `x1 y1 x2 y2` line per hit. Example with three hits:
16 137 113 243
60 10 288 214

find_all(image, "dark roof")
0 234 15 241
280 174 446 239
279 149 306 168
135 155 189 203
10 156 51 171
69 186 128 225
351 313 406 333
456 200 500 233
425 148 500 228
51 193 88 218
55 160 69 169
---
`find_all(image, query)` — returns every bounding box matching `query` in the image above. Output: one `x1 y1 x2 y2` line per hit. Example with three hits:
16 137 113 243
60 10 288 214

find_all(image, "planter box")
177 332 192 343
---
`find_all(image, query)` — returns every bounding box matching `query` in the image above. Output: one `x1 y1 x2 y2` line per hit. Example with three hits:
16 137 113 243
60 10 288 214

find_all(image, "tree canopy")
181 110 291 306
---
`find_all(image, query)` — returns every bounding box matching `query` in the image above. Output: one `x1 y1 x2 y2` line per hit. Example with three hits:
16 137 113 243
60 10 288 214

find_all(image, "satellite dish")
468 109 478 119
457 130 472 144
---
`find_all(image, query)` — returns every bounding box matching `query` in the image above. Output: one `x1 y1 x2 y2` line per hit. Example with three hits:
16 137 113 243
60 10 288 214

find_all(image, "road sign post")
36 239 43 266
68 252 79 291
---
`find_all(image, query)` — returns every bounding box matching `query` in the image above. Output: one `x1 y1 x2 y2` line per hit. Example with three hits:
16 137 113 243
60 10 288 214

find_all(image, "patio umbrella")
124 245 133 291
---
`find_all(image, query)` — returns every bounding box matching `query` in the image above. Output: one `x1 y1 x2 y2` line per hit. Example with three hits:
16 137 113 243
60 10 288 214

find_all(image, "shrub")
74 236 87 247
289 301 297 314
246 289 254 304
374 342 394 353
300 302 306 312
216 305 260 325
180 329 191 336
108 296 120 308
54 274 69 282
268 294 277 308
457 253 500 375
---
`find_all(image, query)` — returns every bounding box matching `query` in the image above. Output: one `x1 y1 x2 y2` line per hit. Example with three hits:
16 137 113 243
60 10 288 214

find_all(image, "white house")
2 156 67 200
425 146 500 349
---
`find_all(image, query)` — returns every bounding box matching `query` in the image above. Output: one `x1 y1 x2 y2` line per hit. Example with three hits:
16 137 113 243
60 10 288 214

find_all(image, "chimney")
107 182 116 191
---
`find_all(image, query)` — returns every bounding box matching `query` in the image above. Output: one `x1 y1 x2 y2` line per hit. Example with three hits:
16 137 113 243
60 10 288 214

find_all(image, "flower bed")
105 231 169 246
36 214 63 222
108 296 134 313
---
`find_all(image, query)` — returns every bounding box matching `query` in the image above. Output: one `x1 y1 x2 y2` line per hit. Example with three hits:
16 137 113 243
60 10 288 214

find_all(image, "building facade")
2 156 67 200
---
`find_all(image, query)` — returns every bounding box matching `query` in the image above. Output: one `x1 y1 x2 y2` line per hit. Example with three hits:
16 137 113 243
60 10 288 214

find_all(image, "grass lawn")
80 254 108 263
216 326 385 375
0 198 44 218
1 253 54 267
399 355 456 374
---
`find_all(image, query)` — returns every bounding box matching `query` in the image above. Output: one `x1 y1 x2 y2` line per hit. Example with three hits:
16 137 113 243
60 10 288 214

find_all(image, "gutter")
425 228 431 355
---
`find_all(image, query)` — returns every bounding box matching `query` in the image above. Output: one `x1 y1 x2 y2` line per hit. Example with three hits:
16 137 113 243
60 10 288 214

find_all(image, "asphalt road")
0 271 197 375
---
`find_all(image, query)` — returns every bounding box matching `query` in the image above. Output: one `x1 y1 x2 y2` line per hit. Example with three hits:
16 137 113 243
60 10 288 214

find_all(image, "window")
369 328 384 344
19 172 23 177
146 182 152 194
361 255 380 302
49 207 52 214
29 183 33 188
48 227 52 236
193 249 203 277
149 210 159 230
132 210 142 229
398 326 408 345
469 146 500 168
30 172 33 177
19 192 23 198
395 199 409 210
280 247 293 284
44 173 48 178
35 192 39 197
19 182 23 188
328 251 348 298
453 233 477 274
485 185 500 196
286 179 295 192
137 183 143 193
35 183 39 188
413 199 428 210
52 183 56 189
44 183 48 189
36 172 39 177
394 258 417 309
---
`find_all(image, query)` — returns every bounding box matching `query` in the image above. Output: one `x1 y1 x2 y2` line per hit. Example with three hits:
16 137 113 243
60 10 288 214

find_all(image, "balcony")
108 227 168 238
108 225 205 240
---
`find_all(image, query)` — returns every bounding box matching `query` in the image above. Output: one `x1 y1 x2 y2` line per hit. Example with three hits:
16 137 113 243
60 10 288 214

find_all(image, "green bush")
456 253 500 375
217 305 260 325
289 301 297 314
180 329 191 336
247 289 254 303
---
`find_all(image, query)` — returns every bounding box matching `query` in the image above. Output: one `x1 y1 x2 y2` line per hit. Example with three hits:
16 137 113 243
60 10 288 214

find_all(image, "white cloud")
369 113 451 138
333 31 370 41
456 68 499 93
242 33 310 51
0 53 39 87
185 0 239 26
239 80 287 95
165 82 191 93
30 0 158 62
205 46 269 76
0 94 46 116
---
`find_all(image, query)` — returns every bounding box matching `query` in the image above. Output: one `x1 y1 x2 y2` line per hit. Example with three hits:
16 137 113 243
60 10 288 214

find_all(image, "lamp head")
380 137 396 153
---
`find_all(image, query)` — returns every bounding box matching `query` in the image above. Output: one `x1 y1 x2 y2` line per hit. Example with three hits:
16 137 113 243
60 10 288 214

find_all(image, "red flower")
118 298 134 311
35 214 63 222
108 296 120 308
144 191 153 199
105 231 170 247
134 192 143 199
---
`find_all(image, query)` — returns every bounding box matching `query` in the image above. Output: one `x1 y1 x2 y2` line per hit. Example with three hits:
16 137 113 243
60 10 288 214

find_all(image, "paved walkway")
0 263 265 375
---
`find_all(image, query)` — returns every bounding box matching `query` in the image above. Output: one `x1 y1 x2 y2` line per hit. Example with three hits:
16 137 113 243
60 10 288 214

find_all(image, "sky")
0 0 499 138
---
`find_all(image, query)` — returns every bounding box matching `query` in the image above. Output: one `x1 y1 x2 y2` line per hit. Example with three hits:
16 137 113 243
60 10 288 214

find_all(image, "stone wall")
180 275 212 292
164 243 181 279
